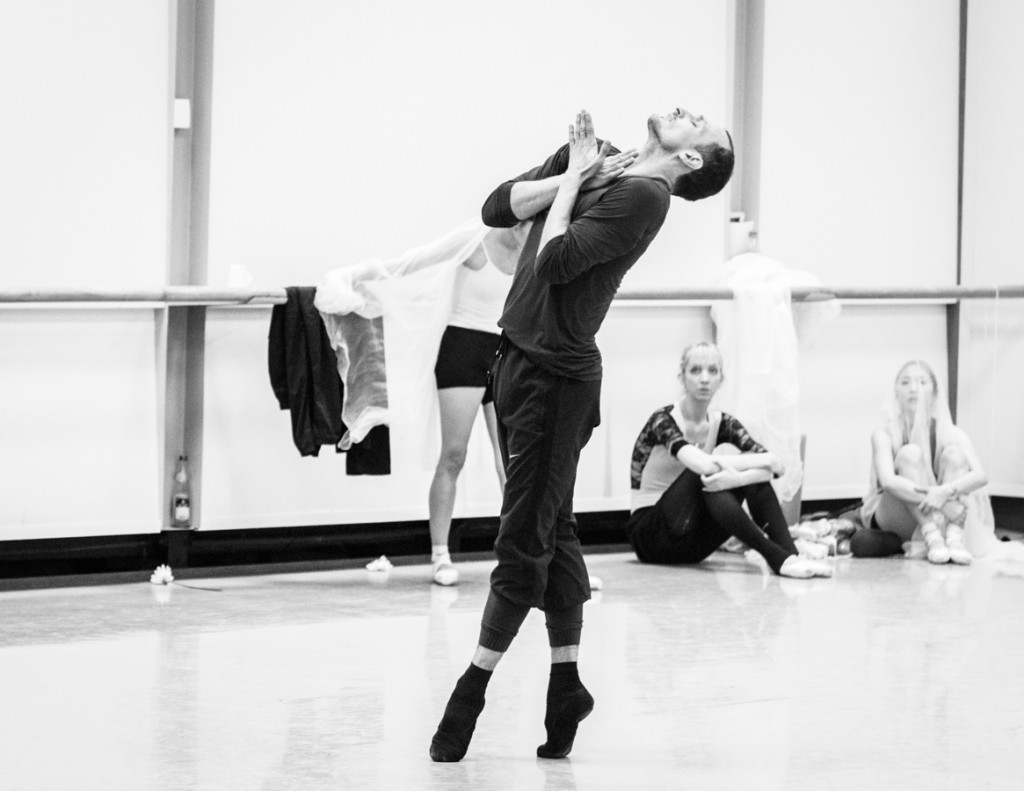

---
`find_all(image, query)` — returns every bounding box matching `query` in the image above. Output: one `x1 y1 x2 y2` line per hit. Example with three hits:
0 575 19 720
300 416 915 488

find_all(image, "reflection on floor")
2 547 1024 791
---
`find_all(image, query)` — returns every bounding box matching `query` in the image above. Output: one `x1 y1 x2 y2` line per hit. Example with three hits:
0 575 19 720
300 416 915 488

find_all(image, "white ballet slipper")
779 556 832 579
944 525 972 566
794 538 829 560
432 560 459 586
921 522 950 564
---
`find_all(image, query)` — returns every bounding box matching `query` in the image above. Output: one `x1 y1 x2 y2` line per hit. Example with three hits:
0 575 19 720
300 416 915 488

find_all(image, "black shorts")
434 325 501 404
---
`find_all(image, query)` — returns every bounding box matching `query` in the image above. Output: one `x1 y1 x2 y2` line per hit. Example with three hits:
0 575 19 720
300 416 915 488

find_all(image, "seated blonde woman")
626 342 831 579
853 359 989 564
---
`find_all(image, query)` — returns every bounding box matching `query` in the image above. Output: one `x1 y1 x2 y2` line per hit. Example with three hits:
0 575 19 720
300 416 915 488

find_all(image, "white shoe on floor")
922 522 951 564
794 538 829 560
432 561 459 586
779 556 833 579
944 525 972 565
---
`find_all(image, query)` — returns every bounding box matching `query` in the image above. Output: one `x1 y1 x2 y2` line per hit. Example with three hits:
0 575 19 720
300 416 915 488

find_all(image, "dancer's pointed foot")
536 685 594 759
429 694 485 762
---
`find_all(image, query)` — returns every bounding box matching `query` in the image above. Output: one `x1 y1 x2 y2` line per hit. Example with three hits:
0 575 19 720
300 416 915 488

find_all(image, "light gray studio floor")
3 545 1024 791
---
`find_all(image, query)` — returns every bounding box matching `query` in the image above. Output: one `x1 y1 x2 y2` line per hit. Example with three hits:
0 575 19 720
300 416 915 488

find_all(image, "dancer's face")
895 363 934 414
680 346 723 403
648 107 730 155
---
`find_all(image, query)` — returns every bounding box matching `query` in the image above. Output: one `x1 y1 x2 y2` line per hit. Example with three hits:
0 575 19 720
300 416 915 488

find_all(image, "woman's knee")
894 443 928 476
436 444 468 474
938 444 969 478
712 442 740 456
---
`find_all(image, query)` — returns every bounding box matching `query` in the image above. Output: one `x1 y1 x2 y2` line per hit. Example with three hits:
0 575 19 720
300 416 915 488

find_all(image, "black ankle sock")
429 664 493 763
546 660 581 696
536 662 594 759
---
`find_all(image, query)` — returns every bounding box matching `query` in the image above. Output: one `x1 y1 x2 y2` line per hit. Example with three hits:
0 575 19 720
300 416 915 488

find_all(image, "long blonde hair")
873 359 995 554
882 360 950 475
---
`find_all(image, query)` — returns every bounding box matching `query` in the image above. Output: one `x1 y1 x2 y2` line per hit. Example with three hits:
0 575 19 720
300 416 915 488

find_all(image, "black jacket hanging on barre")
268 286 389 473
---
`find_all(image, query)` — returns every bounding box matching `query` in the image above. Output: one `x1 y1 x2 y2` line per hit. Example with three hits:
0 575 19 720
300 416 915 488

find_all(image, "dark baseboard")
2 497 1021 588
0 511 631 584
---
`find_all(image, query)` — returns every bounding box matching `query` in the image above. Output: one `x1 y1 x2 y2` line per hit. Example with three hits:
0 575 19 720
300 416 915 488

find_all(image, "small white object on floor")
589 575 603 591
719 536 748 554
365 555 393 572
150 564 174 585
794 538 830 560
790 524 819 542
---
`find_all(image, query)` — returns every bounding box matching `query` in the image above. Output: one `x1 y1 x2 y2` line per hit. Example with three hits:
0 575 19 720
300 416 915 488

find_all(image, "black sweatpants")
627 467 797 573
487 340 596 611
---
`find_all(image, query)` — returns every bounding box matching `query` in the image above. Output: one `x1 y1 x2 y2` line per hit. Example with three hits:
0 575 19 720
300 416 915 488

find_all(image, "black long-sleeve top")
482 142 670 380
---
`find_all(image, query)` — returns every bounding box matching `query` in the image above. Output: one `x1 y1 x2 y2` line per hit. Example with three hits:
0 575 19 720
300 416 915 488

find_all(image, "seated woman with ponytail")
853 359 990 564
627 342 831 579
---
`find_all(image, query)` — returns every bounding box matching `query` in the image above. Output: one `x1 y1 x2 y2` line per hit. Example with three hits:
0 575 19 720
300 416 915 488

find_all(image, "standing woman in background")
428 224 527 586
853 359 989 564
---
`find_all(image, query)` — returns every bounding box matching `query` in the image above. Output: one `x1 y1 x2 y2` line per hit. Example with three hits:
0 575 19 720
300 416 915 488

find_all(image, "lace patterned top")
629 405 768 512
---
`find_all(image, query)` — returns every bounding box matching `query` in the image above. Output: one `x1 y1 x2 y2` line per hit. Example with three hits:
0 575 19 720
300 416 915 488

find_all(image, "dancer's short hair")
672 131 735 201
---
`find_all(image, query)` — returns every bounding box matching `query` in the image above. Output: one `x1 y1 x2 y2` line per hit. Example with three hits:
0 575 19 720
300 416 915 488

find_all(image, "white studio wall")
0 2 172 540
752 0 964 500
758 0 960 286
201 0 735 528
960 0 1024 496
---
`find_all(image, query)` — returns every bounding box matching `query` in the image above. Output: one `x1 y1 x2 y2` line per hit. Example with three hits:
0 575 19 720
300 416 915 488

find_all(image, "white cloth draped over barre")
711 252 841 503
315 219 490 472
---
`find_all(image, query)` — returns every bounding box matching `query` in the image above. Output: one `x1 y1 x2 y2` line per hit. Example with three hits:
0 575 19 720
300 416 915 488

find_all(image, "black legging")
628 468 797 573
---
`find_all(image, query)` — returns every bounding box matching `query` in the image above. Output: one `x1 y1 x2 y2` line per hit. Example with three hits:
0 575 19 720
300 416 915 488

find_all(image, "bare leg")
883 443 951 563
874 443 934 541
471 645 504 670
428 387 485 585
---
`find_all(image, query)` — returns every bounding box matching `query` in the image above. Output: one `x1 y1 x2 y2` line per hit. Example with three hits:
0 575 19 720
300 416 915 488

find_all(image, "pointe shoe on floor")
944 525 972 566
794 538 829 560
921 522 951 564
779 556 833 579
432 561 459 586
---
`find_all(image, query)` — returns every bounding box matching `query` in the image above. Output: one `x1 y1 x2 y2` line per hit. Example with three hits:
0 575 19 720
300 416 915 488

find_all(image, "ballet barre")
0 287 288 306
1 284 1023 307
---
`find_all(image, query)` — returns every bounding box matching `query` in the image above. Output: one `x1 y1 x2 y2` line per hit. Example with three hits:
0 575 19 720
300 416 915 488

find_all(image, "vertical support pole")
164 0 215 556
731 0 765 231
949 0 968 420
